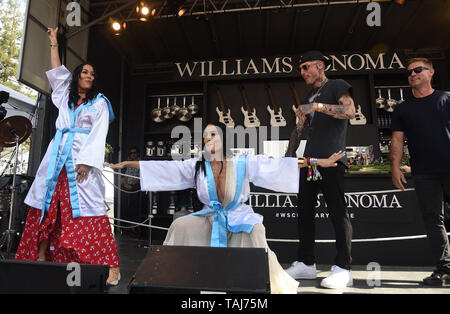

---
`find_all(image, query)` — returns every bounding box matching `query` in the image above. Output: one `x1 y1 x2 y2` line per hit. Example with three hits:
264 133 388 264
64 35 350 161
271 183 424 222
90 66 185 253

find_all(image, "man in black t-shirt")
390 57 450 286
285 51 356 289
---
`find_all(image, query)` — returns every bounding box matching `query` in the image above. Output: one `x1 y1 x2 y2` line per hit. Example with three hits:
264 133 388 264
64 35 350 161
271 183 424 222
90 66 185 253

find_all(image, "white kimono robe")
139 154 300 294
25 65 113 218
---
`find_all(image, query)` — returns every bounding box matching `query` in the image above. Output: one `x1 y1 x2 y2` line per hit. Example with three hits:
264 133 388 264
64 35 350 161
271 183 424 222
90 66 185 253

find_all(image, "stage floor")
108 234 450 294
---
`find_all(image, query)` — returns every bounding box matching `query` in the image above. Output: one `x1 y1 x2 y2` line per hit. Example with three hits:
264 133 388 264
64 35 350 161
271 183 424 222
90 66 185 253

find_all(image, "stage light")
110 18 126 36
177 7 187 17
137 1 153 21
112 22 121 31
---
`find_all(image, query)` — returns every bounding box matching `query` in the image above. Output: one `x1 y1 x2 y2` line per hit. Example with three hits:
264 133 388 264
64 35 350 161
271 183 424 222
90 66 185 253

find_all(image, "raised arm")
47 27 61 69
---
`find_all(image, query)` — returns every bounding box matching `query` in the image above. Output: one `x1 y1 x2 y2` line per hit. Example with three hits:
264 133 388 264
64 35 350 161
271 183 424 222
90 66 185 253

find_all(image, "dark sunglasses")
298 62 316 72
406 66 429 76
130 151 138 154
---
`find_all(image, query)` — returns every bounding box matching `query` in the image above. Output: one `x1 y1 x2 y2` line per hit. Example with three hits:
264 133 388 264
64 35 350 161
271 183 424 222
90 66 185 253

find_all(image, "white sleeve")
75 98 109 171
46 65 72 109
139 159 197 191
246 154 299 193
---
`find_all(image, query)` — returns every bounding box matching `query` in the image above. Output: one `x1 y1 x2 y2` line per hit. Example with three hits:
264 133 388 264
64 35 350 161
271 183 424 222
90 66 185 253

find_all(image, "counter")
252 173 439 267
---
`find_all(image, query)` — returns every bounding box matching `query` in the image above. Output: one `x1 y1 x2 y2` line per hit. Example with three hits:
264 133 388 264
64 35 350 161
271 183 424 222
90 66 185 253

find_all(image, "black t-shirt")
391 90 450 175
302 79 353 165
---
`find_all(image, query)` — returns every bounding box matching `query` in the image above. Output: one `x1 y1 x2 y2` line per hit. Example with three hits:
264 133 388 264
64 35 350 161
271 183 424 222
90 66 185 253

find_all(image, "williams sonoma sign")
174 52 405 79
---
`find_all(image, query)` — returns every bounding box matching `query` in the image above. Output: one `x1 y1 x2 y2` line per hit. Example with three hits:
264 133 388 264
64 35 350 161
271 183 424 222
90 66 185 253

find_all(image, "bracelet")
50 43 58 47
317 103 324 112
298 157 306 165
306 158 322 181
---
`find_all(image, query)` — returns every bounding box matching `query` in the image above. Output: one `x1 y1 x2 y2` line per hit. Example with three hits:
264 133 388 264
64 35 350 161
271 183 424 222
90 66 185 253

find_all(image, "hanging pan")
188 96 199 115
385 89 397 113
375 89 385 109
162 97 173 119
151 98 165 123
170 96 180 115
176 96 192 122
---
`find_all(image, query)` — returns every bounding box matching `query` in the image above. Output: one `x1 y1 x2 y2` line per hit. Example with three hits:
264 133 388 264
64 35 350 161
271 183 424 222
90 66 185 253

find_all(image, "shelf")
148 93 204 98
374 85 411 89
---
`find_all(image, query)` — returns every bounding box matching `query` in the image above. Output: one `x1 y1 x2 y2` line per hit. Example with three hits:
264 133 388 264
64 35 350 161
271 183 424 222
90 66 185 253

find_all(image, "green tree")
0 0 36 99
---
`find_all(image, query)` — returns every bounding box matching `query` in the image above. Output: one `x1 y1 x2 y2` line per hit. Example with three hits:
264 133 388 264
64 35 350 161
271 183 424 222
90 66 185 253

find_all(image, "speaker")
0 259 109 294
129 245 270 294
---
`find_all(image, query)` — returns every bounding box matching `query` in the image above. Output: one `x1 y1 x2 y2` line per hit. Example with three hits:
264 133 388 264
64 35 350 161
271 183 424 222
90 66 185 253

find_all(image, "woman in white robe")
15 27 120 285
107 122 344 293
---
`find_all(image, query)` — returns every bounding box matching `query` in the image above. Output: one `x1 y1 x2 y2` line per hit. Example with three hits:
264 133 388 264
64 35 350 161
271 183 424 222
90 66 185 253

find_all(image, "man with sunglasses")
390 57 450 286
285 50 356 289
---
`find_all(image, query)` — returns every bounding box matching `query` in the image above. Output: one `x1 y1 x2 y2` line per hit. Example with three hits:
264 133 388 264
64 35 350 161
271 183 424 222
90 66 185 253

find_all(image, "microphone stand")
1 130 20 259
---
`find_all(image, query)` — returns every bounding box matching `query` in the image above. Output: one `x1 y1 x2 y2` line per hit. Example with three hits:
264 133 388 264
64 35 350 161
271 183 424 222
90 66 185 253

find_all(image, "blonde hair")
407 57 433 69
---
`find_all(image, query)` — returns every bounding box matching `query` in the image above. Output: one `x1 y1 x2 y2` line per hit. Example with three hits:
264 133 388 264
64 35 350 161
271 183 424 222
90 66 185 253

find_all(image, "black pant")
413 174 450 274
296 163 353 269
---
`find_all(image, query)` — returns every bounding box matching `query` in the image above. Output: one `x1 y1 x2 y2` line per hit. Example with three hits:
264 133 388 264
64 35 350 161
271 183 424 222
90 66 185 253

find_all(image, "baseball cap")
298 50 329 67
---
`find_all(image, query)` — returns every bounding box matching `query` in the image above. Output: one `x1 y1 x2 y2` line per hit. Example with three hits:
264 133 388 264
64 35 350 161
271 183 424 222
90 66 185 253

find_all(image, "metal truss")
89 0 392 19
67 0 391 38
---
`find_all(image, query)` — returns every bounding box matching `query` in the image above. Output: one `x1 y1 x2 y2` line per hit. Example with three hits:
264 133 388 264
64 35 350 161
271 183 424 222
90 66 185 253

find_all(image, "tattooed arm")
390 131 407 191
285 112 308 157
297 92 356 119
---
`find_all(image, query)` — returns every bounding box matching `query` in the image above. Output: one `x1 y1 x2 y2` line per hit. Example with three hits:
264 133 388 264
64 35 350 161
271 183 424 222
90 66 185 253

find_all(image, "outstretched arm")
298 151 346 168
106 159 196 192
105 160 140 169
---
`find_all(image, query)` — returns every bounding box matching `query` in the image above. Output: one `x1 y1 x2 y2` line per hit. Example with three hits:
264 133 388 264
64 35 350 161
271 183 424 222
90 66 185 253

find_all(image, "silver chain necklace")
310 78 328 102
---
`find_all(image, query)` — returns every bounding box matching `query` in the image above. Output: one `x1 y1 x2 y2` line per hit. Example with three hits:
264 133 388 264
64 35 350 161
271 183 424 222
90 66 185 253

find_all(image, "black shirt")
391 90 450 175
302 79 353 165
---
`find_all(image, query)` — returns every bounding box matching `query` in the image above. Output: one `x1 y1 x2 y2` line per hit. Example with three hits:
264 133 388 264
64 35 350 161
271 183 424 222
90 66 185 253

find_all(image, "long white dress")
139 154 300 294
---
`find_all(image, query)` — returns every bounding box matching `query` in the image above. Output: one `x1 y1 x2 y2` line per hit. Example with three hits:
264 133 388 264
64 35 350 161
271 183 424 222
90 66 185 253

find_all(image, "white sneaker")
285 261 317 279
320 265 353 289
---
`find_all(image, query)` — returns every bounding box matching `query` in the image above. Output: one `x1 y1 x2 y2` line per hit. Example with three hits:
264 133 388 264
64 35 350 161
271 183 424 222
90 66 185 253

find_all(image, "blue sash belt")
40 93 115 223
191 155 247 247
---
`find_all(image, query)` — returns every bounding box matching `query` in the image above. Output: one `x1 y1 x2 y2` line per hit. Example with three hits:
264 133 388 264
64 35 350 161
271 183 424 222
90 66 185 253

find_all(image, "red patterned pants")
15 167 119 267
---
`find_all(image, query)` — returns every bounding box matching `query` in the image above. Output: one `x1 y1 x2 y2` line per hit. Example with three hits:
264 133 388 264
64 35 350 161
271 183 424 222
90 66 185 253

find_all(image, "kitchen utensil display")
385 89 397 112
176 96 192 122
397 88 405 105
188 96 199 115
162 97 173 119
375 89 385 109
151 98 165 123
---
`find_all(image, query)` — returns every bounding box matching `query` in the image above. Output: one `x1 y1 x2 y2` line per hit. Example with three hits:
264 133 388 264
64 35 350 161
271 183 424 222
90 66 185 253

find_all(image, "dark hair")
194 121 233 184
129 146 140 157
68 63 99 108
